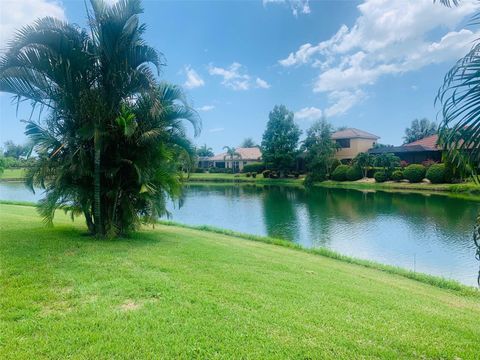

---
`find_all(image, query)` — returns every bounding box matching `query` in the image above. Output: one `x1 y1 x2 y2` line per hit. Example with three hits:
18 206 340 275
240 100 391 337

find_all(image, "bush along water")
346 166 363 181
331 165 349 181
391 170 404 182
374 171 388 183
426 164 446 184
404 164 426 183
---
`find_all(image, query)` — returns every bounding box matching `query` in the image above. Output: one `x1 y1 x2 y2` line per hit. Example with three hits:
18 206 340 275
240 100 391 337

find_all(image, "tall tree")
261 105 301 176
240 137 256 148
197 144 214 157
0 0 200 237
403 118 437 144
302 119 338 180
3 141 29 159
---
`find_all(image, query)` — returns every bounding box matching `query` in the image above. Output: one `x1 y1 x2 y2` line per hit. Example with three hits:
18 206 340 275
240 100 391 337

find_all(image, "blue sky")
1 0 479 152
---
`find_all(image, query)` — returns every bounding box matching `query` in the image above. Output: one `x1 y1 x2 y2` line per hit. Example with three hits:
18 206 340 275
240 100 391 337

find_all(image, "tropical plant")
302 119 339 180
436 0 480 284
261 105 301 177
240 137 256 148
403 118 437 144
0 0 200 237
223 146 240 172
346 166 363 181
352 152 374 178
196 144 214 157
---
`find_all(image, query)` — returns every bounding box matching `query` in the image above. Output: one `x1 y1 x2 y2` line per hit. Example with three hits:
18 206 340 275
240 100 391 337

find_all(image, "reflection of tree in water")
260 185 299 241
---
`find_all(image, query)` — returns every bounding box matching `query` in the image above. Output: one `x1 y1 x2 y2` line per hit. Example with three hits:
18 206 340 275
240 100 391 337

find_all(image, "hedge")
331 165 349 181
374 171 388 183
403 164 426 183
242 162 265 173
346 166 363 181
391 170 403 182
426 164 446 184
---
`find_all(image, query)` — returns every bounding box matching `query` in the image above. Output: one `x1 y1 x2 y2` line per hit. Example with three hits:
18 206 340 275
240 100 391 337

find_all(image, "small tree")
403 118 437 144
261 105 301 177
223 146 240 172
374 153 400 175
240 138 256 148
353 152 373 178
302 118 338 179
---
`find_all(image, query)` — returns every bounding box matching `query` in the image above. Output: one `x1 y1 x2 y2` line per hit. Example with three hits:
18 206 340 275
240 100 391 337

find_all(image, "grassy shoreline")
1 203 479 358
187 173 480 199
2 200 477 296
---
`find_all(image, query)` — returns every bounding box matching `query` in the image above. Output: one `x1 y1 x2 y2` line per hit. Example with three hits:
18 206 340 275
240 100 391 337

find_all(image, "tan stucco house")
200 147 262 172
331 128 380 161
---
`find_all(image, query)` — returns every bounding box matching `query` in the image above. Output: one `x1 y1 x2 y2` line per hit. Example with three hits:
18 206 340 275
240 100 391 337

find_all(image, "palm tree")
436 0 479 284
197 144 214 157
223 146 240 172
0 0 200 237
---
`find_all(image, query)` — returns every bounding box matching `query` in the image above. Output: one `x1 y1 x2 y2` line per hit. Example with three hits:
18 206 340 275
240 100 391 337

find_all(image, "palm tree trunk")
93 125 103 236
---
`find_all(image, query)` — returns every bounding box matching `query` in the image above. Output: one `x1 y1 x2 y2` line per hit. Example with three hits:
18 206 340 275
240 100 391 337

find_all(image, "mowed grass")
1 204 480 359
0 168 26 180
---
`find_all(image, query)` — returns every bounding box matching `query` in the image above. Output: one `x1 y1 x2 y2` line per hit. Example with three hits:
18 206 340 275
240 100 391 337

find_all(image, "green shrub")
374 171 388 183
426 164 446 184
262 170 271 178
246 172 251 177
331 165 349 181
346 166 363 181
194 168 205 173
242 162 265 173
330 159 341 173
391 170 404 182
252 172 257 178
404 164 426 183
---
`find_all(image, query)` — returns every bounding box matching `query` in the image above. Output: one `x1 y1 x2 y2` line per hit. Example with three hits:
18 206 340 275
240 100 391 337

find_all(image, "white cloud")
279 0 480 116
184 66 205 89
208 127 224 133
294 107 322 122
208 62 269 91
0 0 66 47
255 77 271 89
263 0 310 17
198 105 215 112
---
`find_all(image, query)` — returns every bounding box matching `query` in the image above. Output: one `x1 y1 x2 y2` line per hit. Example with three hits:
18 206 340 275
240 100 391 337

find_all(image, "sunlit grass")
1 203 480 358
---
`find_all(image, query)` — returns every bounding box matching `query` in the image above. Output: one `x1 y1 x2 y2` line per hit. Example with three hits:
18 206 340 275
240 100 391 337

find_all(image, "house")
331 128 380 161
368 134 442 163
199 147 262 172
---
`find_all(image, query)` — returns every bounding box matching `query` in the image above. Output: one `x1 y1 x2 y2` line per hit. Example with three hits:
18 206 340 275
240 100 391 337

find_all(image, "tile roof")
404 134 439 149
209 147 262 161
331 128 379 140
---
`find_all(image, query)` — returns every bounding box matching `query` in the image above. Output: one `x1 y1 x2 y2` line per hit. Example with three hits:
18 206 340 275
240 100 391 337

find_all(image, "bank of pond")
1 181 479 286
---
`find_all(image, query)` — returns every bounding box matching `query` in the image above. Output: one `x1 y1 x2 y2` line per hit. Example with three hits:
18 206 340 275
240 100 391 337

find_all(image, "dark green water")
1 182 479 286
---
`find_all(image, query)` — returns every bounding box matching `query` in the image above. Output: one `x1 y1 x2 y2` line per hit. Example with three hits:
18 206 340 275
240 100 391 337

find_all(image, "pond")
1 182 479 286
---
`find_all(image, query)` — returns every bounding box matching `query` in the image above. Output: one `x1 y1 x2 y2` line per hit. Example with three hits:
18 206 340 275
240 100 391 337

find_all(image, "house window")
337 139 350 148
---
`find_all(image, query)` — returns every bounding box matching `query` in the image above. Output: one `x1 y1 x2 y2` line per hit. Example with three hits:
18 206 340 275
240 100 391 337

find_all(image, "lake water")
1 182 479 286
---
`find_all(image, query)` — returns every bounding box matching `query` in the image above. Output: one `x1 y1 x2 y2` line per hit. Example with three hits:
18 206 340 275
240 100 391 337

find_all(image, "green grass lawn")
0 168 26 180
1 203 479 358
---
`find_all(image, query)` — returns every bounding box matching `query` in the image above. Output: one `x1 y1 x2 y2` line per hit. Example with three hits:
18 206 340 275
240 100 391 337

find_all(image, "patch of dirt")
119 300 142 311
